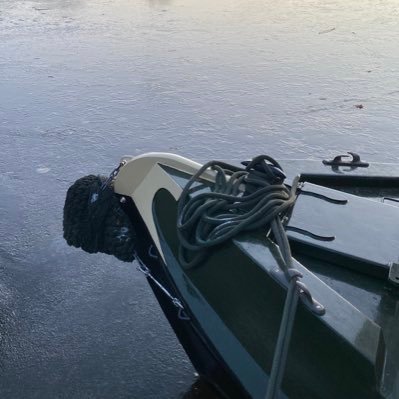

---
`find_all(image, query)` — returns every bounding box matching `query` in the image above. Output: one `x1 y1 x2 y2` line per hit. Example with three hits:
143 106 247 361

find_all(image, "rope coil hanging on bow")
176 155 325 399
177 155 296 272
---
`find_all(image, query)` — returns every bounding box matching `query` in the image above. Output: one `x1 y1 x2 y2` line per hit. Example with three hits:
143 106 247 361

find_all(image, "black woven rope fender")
63 175 136 262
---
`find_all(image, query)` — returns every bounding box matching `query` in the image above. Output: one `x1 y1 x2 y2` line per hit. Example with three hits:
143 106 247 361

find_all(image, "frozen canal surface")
1 0 399 397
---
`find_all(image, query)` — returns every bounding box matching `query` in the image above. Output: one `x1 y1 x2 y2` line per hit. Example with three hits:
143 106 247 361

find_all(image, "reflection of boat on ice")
63 152 399 399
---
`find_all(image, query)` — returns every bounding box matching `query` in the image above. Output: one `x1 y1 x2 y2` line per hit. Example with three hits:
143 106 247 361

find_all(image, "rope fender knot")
63 172 136 263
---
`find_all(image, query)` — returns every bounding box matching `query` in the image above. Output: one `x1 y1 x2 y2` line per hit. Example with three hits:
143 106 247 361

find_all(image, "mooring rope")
177 155 296 269
177 155 323 399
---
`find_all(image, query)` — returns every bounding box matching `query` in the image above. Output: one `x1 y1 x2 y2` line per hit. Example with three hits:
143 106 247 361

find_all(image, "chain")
135 252 190 321
101 161 126 190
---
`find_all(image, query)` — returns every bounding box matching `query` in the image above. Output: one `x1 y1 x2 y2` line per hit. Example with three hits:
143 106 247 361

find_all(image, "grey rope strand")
265 216 300 399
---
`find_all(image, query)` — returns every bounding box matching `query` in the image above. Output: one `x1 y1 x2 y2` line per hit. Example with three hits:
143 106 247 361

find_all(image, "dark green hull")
119 157 399 399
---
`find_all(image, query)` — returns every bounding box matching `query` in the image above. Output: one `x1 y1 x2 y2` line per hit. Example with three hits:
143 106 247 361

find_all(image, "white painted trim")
114 153 215 261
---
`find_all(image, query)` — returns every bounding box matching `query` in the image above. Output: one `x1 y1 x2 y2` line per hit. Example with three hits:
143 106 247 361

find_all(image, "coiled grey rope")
177 155 296 270
177 155 318 399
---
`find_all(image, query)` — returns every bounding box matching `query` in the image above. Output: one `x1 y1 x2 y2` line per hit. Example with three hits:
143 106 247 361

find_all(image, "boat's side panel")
153 188 385 399
119 196 250 399
155 222 275 399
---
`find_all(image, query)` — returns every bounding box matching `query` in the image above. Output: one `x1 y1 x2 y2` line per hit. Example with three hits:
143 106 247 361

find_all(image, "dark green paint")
287 182 399 279
153 189 386 399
